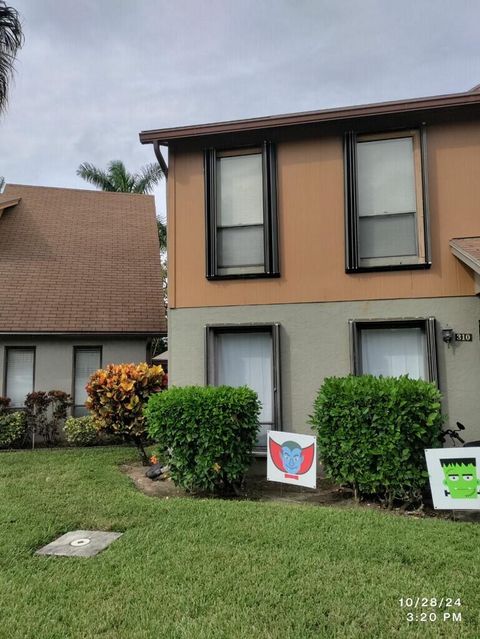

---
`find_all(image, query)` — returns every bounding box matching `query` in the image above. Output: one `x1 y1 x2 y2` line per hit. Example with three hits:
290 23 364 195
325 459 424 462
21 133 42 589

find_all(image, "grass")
0 448 479 639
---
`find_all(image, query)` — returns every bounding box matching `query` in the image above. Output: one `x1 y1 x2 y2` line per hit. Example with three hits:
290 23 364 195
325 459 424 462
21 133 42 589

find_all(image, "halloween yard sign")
424 447 480 509
267 431 317 488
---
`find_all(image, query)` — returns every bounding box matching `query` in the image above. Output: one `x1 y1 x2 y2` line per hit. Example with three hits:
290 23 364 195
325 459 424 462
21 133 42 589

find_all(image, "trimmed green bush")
309 375 444 506
0 411 27 449
64 416 99 447
145 385 260 492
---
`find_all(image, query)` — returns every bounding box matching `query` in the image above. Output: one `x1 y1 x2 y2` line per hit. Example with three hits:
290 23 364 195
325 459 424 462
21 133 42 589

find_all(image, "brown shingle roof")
450 237 480 276
0 184 166 334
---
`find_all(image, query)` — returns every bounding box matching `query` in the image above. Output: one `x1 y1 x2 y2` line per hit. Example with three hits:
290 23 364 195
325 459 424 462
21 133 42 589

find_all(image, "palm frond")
0 1 24 113
77 159 164 196
133 163 164 194
107 160 134 192
76 162 116 191
157 217 167 252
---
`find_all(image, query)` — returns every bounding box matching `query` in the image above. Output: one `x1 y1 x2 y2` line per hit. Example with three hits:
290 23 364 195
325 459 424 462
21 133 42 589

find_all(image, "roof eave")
450 239 480 276
139 90 480 146
0 196 21 219
0 330 167 337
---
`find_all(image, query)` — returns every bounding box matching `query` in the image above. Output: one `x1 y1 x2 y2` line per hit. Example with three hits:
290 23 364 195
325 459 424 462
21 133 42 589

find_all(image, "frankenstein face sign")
441 458 480 499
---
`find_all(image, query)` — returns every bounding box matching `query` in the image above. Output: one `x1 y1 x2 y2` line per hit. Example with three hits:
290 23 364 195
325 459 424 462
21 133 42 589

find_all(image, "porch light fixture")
442 328 454 345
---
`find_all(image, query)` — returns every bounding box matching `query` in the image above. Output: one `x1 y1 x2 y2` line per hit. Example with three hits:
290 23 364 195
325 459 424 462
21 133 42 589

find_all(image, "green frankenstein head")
440 457 479 499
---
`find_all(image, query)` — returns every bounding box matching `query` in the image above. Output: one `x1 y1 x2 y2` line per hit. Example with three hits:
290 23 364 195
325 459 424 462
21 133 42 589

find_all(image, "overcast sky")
0 0 479 218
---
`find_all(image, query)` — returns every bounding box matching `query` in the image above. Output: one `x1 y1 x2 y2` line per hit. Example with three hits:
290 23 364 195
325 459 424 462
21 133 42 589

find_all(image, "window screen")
360 327 427 379
357 137 417 260
344 129 430 272
74 348 101 415
216 154 265 274
206 324 281 449
204 143 279 278
215 331 273 447
6 349 34 407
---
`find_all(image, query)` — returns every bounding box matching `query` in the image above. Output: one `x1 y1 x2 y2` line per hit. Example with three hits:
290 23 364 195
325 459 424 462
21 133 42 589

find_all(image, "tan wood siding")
169 121 479 309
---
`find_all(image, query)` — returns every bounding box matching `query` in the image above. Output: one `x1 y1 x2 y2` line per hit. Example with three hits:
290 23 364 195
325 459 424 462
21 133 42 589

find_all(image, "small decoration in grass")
145 461 170 481
36 530 122 557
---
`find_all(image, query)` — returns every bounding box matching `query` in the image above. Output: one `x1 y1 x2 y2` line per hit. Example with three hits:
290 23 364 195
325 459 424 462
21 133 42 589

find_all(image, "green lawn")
0 448 479 639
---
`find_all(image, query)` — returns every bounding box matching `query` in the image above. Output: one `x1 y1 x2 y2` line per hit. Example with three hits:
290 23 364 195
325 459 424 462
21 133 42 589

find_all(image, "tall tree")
77 159 166 251
0 1 23 114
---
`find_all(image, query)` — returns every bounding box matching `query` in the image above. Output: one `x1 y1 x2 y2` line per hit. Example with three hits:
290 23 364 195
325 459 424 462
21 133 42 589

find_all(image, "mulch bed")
121 462 480 523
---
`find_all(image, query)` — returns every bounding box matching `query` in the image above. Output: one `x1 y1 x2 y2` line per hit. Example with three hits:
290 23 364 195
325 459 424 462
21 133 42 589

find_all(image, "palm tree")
0 1 24 114
77 159 166 250
77 160 163 194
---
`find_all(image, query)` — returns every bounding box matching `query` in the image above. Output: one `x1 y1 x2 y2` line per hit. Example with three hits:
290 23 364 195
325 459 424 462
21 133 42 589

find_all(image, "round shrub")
64 416 99 447
309 375 444 506
0 411 27 449
145 385 260 493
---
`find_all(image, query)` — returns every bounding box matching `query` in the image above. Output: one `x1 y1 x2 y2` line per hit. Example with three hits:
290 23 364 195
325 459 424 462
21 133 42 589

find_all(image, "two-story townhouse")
140 86 480 449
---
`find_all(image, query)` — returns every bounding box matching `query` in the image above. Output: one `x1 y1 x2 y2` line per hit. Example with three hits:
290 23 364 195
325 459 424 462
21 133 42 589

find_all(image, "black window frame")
72 346 102 417
204 141 279 280
349 317 438 384
344 126 431 273
205 323 282 452
3 346 36 407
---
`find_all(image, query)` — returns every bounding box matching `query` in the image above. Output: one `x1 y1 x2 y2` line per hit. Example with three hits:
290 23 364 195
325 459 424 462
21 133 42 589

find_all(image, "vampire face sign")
425 448 480 510
267 431 317 488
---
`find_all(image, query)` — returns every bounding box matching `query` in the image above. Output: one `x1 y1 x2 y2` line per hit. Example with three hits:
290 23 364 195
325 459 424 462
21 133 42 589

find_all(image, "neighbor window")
344 129 430 271
206 324 281 449
204 142 279 278
5 347 35 407
349 318 437 383
73 347 101 416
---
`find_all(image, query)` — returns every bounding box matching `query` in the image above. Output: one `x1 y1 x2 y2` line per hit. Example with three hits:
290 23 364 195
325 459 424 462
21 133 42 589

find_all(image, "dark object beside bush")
145 463 167 480
145 385 260 493
309 375 444 507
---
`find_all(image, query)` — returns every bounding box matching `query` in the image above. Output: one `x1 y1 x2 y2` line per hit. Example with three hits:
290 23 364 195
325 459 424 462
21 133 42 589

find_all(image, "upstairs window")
344 129 431 272
204 142 279 279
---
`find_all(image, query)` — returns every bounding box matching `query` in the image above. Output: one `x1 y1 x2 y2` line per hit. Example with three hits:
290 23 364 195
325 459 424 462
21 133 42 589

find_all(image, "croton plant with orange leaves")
86 362 165 464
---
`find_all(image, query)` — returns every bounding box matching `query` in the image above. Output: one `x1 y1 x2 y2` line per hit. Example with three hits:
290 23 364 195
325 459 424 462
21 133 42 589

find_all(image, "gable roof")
0 194 21 220
0 184 166 334
139 85 480 146
450 237 480 276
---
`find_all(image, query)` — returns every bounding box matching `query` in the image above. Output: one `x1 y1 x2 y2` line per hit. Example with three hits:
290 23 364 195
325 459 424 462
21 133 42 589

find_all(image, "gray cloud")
1 0 479 217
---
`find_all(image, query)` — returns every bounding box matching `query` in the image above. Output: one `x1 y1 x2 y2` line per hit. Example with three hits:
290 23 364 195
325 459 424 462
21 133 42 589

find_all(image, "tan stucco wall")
169 297 480 441
168 121 480 309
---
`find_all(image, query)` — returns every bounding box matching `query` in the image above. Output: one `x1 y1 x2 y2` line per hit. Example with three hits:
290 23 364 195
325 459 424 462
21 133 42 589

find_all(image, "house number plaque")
455 333 473 342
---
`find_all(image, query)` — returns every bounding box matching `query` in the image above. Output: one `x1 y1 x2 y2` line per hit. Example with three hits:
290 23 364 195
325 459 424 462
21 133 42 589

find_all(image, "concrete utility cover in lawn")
36 530 122 557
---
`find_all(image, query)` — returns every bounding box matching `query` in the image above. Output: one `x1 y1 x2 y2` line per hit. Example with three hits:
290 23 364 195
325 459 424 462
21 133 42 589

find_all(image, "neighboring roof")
139 85 480 146
0 184 166 334
450 238 480 276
